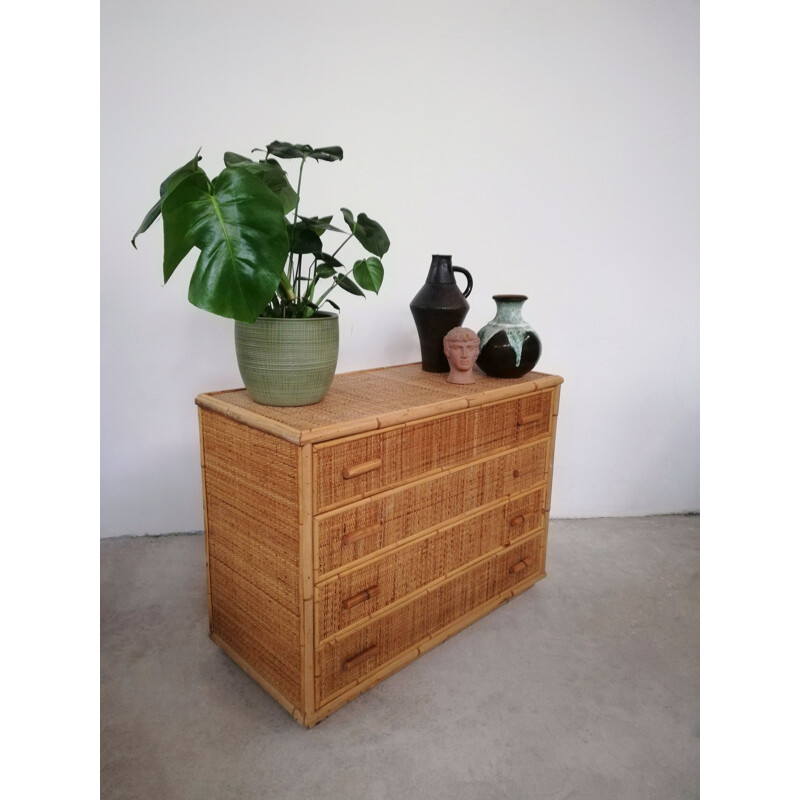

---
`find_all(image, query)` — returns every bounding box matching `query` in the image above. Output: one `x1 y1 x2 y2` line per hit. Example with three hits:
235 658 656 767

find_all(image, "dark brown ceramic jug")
410 255 473 372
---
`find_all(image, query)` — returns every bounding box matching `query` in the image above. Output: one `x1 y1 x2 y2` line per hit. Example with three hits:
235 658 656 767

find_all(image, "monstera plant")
132 141 389 320
133 141 390 405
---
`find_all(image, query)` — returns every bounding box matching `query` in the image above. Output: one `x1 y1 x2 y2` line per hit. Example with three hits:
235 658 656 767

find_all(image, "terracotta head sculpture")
443 327 481 384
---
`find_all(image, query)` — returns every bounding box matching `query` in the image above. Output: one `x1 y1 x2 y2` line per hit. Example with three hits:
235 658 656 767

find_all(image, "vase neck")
426 254 455 284
492 294 528 324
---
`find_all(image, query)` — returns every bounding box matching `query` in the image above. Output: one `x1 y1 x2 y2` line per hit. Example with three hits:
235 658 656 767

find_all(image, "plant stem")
302 257 318 305
313 231 356 308
295 253 304 299
279 272 296 302
315 264 355 307
331 233 354 259
286 156 307 288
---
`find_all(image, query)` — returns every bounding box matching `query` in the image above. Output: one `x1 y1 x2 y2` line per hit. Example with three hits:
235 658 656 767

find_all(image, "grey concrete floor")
101 515 699 800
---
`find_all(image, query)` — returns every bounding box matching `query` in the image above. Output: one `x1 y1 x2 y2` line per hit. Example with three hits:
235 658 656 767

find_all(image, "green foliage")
353 257 384 294
133 141 390 322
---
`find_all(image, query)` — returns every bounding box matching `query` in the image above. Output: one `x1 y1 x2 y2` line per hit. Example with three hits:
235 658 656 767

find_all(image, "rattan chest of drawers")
196 363 563 727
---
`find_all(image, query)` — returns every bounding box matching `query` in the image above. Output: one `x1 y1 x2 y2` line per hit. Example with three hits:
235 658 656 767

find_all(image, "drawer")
495 534 546 595
426 555 497 635
315 485 547 642
315 532 548 708
314 389 554 512
315 438 550 577
316 592 428 706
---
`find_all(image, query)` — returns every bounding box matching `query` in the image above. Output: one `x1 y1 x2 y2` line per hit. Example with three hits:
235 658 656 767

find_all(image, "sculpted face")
445 339 479 371
443 327 480 384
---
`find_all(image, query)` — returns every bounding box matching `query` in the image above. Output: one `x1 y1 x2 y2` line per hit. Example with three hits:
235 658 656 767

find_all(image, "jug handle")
453 266 473 298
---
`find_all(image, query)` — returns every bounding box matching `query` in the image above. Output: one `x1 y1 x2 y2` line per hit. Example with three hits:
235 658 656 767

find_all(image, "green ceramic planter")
234 313 339 406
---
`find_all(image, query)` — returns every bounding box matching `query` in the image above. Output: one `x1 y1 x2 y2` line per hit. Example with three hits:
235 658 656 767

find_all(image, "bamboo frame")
299 444 315 714
197 409 214 633
196 365 563 728
540 382 561 577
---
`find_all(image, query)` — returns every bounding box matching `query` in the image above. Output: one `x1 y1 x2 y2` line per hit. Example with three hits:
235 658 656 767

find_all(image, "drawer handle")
341 523 381 546
342 584 380 610
509 556 534 575
342 644 378 671
513 468 522 478
509 511 535 527
518 413 540 425
342 459 382 480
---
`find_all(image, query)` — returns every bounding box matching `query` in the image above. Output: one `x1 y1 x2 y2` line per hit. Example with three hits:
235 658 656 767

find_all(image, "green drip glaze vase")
476 295 541 379
234 312 339 406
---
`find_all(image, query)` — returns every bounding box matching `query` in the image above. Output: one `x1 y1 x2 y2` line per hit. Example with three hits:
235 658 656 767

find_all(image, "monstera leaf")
333 273 364 297
316 252 344 269
265 141 343 162
341 208 390 257
223 152 298 214
353 256 384 293
300 215 345 234
131 151 203 247
286 219 323 255
160 167 289 322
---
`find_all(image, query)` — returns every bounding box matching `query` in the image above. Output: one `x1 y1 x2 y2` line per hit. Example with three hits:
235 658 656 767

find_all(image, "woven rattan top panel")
196 363 563 444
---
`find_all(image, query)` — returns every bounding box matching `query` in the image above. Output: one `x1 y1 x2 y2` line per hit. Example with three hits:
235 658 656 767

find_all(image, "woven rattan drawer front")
426 554 498 635
495 534 546 595
315 438 550 577
315 485 547 642
316 593 428 706
424 533 545 637
313 389 554 512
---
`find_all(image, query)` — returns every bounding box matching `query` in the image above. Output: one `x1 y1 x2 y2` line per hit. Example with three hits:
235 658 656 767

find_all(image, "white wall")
101 0 699 537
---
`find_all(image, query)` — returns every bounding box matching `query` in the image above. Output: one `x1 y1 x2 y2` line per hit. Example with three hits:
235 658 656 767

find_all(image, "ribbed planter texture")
234 312 339 406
